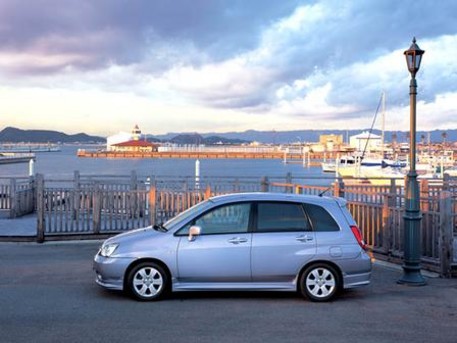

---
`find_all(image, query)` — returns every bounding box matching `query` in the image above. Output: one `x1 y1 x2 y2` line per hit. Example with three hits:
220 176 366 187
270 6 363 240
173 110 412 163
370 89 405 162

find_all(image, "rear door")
251 201 316 282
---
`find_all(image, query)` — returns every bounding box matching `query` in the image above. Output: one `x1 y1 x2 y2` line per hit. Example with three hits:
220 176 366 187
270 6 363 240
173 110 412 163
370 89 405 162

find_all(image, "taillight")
350 225 367 250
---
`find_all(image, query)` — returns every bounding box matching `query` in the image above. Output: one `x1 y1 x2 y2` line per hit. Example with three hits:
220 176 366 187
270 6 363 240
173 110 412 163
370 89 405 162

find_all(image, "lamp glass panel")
415 54 422 70
406 54 414 72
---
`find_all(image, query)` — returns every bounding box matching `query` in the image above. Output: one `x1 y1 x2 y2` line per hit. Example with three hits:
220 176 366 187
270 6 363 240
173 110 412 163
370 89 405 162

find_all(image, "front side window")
304 203 340 232
257 202 309 232
178 202 251 235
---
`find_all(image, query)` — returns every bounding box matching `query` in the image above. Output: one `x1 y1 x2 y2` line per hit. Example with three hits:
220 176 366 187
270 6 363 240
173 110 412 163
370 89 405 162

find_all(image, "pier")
77 148 336 165
0 153 35 164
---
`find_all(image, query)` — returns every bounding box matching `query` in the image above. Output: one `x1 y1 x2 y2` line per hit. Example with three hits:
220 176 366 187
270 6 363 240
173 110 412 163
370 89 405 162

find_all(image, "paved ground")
1 241 456 343
0 214 37 236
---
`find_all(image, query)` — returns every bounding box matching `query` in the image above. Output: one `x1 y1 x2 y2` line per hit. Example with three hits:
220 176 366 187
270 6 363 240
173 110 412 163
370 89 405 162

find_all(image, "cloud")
0 0 456 134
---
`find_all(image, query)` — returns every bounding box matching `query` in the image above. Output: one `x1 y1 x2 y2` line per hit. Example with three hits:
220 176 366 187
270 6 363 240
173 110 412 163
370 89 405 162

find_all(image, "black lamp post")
398 38 426 286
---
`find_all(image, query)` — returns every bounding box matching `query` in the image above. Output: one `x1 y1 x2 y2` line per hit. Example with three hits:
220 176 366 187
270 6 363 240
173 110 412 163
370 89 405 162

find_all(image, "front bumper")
93 253 135 291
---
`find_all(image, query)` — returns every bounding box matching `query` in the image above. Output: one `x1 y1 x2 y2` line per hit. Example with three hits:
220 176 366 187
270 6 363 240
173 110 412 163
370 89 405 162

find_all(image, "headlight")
100 243 119 257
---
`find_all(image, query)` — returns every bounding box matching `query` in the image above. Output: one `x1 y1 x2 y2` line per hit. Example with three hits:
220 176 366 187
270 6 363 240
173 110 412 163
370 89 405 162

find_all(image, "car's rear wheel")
299 264 340 302
127 262 168 301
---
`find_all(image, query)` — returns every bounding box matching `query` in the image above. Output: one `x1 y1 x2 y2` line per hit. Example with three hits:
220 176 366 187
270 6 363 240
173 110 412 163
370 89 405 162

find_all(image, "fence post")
333 177 345 198
260 176 269 192
130 170 138 191
439 191 453 277
149 184 157 225
73 170 81 220
9 178 16 218
36 174 45 243
419 179 430 211
381 194 392 255
383 178 398 254
29 174 36 213
130 170 138 218
442 173 450 191
286 172 293 193
93 184 102 234
204 185 212 199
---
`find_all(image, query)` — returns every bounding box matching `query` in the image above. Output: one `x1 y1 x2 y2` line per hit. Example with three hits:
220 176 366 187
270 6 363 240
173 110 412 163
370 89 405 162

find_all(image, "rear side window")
257 202 310 232
304 203 340 232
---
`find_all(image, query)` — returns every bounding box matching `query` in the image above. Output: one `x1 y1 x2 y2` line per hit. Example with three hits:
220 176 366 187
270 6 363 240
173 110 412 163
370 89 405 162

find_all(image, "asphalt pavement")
1 241 456 343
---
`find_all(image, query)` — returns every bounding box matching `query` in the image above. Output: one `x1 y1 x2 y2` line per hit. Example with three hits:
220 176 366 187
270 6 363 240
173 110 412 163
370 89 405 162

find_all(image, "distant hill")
167 133 249 145
0 127 104 143
4 126 456 145
154 129 457 144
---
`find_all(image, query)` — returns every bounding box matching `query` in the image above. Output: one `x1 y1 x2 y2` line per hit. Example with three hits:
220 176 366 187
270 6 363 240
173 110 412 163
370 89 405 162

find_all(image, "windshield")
163 199 213 230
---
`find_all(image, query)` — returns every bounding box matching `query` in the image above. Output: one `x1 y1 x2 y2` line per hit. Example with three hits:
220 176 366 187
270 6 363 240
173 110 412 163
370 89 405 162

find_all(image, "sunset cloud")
0 0 456 135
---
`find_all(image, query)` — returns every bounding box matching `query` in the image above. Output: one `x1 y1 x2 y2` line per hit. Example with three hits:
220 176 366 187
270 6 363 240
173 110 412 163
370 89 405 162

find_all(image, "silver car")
94 192 371 302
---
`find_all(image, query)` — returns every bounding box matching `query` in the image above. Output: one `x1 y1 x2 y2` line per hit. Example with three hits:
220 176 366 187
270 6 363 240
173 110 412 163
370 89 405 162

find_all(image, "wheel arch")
123 258 172 292
297 260 343 292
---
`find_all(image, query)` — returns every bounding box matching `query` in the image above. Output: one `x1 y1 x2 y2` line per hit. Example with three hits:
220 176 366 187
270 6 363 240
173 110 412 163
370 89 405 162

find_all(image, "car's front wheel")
299 264 340 302
127 262 168 301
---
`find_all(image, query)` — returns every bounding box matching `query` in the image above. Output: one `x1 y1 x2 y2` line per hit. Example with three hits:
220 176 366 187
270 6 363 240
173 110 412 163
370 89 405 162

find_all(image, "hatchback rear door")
251 201 316 282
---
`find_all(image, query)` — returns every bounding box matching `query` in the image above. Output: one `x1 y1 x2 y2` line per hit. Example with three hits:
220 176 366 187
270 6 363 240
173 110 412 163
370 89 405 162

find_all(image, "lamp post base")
397 266 426 286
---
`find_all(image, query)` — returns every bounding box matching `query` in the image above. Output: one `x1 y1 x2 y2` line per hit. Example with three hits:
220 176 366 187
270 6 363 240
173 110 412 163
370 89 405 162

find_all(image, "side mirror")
188 225 201 242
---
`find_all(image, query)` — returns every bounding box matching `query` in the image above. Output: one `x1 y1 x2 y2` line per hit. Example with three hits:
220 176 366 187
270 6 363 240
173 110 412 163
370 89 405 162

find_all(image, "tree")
441 131 447 145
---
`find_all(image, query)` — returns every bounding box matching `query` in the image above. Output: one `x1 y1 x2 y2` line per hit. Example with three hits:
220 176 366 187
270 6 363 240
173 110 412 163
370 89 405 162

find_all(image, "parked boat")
322 155 356 173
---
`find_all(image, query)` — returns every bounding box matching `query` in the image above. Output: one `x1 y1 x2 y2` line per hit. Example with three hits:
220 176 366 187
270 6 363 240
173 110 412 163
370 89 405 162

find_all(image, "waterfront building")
106 124 154 151
110 140 158 153
349 131 381 151
319 134 344 151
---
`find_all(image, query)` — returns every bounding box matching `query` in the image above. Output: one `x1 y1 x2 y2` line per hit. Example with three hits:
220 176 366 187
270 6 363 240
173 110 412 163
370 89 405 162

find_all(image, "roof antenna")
318 186 332 197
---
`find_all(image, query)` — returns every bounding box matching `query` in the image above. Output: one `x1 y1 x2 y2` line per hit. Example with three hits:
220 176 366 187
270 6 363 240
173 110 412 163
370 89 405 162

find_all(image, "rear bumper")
343 271 372 289
341 252 372 289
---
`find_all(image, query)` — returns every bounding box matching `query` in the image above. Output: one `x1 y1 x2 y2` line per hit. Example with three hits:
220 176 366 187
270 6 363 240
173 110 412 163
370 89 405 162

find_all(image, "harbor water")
0 145 331 185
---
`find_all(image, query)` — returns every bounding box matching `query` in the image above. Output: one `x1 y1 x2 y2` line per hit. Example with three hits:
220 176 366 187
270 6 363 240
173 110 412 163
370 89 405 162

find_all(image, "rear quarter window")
304 203 340 232
257 202 310 232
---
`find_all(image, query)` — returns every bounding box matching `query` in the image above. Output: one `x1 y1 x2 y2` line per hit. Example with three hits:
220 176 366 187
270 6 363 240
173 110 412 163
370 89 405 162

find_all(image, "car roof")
208 192 346 207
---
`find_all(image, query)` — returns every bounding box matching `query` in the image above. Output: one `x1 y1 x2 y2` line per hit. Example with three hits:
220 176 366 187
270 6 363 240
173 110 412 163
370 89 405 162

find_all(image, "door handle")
296 235 313 242
228 237 248 244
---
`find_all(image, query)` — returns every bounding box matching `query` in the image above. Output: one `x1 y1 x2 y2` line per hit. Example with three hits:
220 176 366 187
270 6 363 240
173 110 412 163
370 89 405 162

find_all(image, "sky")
1 0 457 137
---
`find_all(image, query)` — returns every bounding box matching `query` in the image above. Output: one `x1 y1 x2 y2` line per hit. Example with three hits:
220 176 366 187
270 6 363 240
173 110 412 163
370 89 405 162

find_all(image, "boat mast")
381 91 385 159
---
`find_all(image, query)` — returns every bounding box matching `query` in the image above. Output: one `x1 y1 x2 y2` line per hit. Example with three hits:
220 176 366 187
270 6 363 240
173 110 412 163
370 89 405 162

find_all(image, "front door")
177 202 252 282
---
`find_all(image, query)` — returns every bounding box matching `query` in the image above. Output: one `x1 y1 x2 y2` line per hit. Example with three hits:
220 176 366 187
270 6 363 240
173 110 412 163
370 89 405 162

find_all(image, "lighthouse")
132 124 142 141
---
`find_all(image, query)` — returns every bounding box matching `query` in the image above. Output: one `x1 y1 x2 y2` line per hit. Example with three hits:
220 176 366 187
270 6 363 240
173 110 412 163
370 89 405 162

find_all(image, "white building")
106 125 144 151
349 131 381 151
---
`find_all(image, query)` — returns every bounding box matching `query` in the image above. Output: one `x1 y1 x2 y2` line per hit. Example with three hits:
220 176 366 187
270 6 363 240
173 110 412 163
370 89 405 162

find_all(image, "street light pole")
398 38 426 286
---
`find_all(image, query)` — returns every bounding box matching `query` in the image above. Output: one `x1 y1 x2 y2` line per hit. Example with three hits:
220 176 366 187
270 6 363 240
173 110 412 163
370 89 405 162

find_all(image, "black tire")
299 264 340 302
127 262 168 301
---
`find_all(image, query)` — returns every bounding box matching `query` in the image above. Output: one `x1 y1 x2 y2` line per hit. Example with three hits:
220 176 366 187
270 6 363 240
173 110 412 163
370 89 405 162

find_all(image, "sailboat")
331 92 407 184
